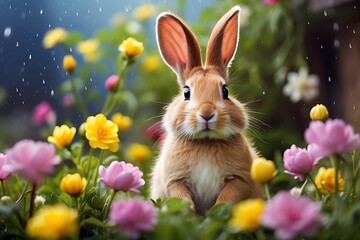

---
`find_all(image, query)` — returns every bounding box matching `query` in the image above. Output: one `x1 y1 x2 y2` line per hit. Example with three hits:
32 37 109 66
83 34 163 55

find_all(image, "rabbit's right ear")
156 12 202 86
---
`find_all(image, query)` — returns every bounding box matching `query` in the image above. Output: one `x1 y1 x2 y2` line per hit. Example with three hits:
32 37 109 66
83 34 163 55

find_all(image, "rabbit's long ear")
156 12 202 86
205 6 240 79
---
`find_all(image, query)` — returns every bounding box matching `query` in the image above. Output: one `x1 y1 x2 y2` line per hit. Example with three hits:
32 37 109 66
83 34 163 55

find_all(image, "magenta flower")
283 144 320 180
305 119 360 157
109 199 157 239
99 161 145 192
32 101 56 126
105 75 119 92
261 191 322 240
263 0 279 5
0 154 12 180
6 139 61 186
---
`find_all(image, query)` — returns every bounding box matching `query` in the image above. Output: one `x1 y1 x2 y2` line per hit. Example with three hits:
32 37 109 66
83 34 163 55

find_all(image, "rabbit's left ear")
205 6 240 79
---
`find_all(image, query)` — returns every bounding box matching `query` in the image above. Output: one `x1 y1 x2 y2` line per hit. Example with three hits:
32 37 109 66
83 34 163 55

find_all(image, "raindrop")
333 22 339 31
16 41 19 47
320 45 323 49
349 43 352 49
51 90 54 96
4 27 12 37
69 46 72 52
29 54 32 60
353 105 356 110
99 7 102 12
84 86 88 90
333 100 336 105
125 7 128 12
262 91 265 95
306 56 309 60
328 76 331 82
22 78 25 82
323 10 327 16
16 88 19 92
353 29 356 34
76 12 79 16
42 79 45 84
21 12 26 19
40 9 43 15
90 77 93 82
307 22 310 25
22 101 25 105
334 39 340 48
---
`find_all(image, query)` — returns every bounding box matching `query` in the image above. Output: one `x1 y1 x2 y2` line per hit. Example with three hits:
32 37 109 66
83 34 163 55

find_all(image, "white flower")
283 68 319 103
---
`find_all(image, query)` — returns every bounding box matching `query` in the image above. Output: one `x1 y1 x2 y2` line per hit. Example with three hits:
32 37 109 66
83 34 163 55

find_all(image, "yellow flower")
133 4 156 21
42 27 67 48
315 167 345 194
77 39 100 62
62 55 77 73
251 158 276 184
60 173 87 196
119 37 144 58
48 125 76 149
142 54 161 72
310 104 329 121
26 204 78 239
127 143 151 162
111 113 133 132
85 114 119 152
229 198 265 232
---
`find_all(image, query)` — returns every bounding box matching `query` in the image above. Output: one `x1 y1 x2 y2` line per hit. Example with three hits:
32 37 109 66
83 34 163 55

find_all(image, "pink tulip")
263 0 279 5
283 144 319 180
109 199 157 239
305 119 360 157
105 75 119 92
0 154 12 180
6 139 61 186
261 191 322 240
99 161 145 192
32 101 56 126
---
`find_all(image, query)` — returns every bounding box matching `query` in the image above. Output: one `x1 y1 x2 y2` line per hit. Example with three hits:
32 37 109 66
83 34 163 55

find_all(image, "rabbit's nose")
199 102 216 121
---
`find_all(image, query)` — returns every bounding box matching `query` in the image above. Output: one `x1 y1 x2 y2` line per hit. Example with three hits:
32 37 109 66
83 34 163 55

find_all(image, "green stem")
29 182 37 218
333 156 340 195
1 180 5 196
306 174 321 200
68 73 88 119
93 149 105 184
255 229 266 240
299 179 308 196
86 148 95 181
101 57 129 116
103 190 117 220
264 183 271 200
16 181 30 204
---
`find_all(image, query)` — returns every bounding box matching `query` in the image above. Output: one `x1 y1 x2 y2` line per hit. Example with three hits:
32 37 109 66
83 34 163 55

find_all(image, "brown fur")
151 6 263 215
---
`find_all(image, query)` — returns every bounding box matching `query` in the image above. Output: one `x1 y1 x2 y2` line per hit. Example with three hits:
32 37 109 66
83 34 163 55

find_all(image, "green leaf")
161 198 191 214
80 216 105 228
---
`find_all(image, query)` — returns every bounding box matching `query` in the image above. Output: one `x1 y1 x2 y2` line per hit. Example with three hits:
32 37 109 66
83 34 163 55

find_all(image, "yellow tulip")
26 205 78 239
42 28 67 48
119 37 144 58
60 173 87 196
229 198 265 232
85 114 120 152
315 167 345 194
126 143 151 162
251 158 276 184
111 113 133 132
310 104 329 121
48 125 76 149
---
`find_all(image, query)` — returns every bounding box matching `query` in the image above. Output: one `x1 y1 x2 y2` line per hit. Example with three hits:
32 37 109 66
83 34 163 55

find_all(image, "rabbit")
150 5 263 215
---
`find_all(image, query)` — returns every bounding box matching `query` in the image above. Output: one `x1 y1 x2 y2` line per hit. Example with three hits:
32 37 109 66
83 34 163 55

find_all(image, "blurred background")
0 0 359 159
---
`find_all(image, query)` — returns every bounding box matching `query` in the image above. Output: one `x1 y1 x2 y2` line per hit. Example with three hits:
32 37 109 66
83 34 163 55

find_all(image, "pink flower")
108 199 157 239
99 161 145 192
5 139 61 186
62 93 75 107
32 101 56 126
0 154 12 180
261 191 322 240
283 144 320 180
263 0 279 5
305 119 360 157
105 75 119 92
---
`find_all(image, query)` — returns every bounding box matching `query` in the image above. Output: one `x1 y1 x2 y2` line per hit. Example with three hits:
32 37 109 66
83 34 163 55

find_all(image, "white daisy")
283 68 319 103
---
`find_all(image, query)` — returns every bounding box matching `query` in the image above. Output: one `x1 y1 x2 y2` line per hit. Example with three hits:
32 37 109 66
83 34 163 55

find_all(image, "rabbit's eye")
183 86 190 100
222 86 229 99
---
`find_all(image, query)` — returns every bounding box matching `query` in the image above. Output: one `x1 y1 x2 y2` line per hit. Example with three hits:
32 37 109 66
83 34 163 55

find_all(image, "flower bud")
60 173 87 196
310 104 329 121
63 55 77 73
119 37 144 58
105 75 119 92
1 196 12 204
251 158 276 183
34 195 46 208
